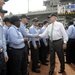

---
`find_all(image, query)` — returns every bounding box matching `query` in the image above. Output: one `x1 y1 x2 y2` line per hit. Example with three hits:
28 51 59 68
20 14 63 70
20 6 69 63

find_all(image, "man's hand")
36 35 40 38
24 37 28 42
5 56 9 62
63 43 67 50
46 44 48 47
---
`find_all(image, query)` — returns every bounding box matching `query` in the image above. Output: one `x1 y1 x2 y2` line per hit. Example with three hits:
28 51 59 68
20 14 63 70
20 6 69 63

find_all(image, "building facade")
7 0 75 26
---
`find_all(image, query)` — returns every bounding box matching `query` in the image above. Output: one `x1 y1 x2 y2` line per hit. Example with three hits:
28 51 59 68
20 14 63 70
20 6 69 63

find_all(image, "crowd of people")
0 0 75 75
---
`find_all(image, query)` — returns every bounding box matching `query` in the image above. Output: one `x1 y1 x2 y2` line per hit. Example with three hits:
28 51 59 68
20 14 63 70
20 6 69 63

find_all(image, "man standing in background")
19 14 38 75
3 17 11 43
39 20 49 66
66 21 75 64
29 18 41 73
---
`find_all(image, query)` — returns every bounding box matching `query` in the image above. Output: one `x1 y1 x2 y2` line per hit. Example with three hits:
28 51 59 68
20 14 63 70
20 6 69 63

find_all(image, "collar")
51 21 57 25
33 25 37 28
20 22 26 28
43 25 46 28
53 21 57 24
4 25 8 28
12 25 19 30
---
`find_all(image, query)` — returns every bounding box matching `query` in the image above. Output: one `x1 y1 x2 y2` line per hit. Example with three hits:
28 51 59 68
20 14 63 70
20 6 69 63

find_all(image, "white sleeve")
60 23 68 44
39 26 49 38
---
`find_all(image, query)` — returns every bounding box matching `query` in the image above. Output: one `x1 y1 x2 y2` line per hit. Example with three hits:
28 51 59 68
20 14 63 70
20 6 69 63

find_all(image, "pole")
28 0 29 12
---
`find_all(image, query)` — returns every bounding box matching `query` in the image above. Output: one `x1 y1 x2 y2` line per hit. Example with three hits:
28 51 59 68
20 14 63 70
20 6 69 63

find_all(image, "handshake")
23 35 40 41
35 35 40 38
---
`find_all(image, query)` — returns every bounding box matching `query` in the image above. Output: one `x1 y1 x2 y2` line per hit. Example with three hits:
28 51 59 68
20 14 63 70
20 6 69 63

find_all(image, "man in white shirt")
37 13 68 75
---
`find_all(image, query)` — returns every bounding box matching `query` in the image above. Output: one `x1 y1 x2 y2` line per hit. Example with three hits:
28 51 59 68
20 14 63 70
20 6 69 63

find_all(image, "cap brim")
21 17 30 20
1 10 8 13
32 20 39 22
4 0 9 2
48 15 57 18
26 17 30 20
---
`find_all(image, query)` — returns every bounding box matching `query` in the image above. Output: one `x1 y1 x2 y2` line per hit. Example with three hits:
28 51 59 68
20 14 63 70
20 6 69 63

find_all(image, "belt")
9 47 25 50
36 41 39 42
46 38 49 40
0 48 3 53
52 39 62 42
30 41 39 42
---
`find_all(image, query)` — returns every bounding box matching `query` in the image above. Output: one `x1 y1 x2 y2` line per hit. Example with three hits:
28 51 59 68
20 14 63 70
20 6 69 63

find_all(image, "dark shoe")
32 69 41 73
27 72 29 75
25 72 29 75
38 60 41 63
37 65 41 68
49 71 53 75
42 62 48 66
65 62 71 64
38 62 41 68
58 70 65 73
46 60 49 62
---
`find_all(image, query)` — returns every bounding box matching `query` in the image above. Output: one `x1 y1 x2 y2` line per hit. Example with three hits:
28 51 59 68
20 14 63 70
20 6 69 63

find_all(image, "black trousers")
30 41 39 70
7 47 25 75
21 42 28 75
46 38 50 54
50 39 65 72
0 52 6 75
39 39 48 63
66 39 75 63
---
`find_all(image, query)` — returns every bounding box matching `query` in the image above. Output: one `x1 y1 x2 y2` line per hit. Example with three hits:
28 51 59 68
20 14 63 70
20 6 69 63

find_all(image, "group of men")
66 21 75 65
0 0 69 75
3 15 50 75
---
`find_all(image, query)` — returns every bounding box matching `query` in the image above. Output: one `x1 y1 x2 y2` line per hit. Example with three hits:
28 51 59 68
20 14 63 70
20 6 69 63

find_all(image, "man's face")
2 21 5 26
0 12 4 19
5 22 11 27
50 16 56 23
17 21 20 27
15 20 20 28
0 0 5 7
45 23 49 27
35 21 39 26
22 18 28 24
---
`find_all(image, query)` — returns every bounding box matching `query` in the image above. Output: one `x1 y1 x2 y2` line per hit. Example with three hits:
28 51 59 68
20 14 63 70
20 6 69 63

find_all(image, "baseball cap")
10 16 20 24
32 18 39 22
4 0 9 2
43 20 48 25
48 13 57 18
3 17 10 22
20 14 30 19
0 7 8 13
